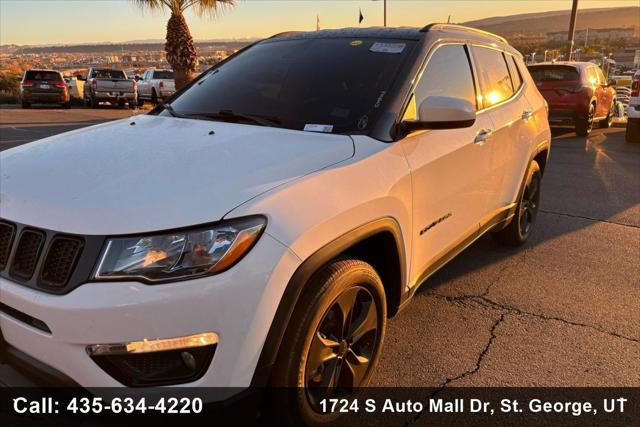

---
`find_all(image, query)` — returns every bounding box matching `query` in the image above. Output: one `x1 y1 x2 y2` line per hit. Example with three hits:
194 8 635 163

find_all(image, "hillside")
463 6 639 36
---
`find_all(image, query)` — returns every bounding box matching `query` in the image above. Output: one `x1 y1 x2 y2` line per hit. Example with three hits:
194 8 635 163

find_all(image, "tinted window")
24 71 61 81
167 38 414 133
414 44 477 109
92 69 126 79
153 70 174 79
528 65 579 82
506 55 523 91
472 46 513 108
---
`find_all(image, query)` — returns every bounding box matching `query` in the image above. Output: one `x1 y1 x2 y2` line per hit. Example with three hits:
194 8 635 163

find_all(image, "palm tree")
133 0 235 90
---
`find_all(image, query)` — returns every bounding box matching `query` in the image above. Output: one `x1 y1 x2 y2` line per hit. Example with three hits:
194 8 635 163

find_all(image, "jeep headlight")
93 216 266 282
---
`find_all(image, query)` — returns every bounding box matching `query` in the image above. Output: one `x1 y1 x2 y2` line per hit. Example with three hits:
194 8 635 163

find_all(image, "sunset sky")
1 0 638 45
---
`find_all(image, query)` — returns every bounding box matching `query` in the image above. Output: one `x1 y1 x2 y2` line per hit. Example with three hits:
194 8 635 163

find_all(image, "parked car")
19 69 70 108
626 70 640 143
63 76 84 99
0 25 550 424
82 67 137 108
137 69 176 105
528 62 617 136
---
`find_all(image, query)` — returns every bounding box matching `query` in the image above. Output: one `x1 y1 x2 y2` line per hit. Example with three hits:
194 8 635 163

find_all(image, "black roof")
270 27 424 41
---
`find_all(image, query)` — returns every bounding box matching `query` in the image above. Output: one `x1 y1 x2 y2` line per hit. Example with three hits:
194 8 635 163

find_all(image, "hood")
0 115 354 234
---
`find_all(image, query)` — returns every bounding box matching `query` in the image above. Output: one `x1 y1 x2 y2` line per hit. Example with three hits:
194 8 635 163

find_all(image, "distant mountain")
463 6 640 36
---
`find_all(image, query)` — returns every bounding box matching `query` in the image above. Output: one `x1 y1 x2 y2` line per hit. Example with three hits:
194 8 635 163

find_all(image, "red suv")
528 62 616 137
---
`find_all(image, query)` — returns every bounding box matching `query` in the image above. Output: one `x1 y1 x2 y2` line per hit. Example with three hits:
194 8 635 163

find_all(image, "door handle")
474 129 492 145
522 110 534 120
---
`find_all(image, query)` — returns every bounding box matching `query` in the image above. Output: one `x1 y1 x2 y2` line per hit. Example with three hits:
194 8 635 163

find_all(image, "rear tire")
21 101 30 109
576 103 595 137
63 101 71 109
270 258 386 426
493 160 541 247
626 118 640 143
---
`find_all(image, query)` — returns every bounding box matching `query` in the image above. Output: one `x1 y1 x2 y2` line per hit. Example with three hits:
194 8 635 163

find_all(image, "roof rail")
268 31 302 39
420 23 508 44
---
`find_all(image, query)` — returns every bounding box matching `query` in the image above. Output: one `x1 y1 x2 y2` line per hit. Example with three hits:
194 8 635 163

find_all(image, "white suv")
0 25 550 423
626 70 640 143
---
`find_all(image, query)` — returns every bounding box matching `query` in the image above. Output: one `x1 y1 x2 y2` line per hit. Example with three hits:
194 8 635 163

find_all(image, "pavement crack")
476 296 640 344
539 209 640 229
440 313 506 387
404 313 507 426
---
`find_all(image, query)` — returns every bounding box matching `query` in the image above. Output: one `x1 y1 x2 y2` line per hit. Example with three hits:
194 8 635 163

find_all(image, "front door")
400 43 495 287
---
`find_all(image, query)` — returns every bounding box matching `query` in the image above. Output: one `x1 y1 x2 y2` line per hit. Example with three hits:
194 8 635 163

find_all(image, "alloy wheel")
587 104 594 133
305 286 379 408
519 172 540 237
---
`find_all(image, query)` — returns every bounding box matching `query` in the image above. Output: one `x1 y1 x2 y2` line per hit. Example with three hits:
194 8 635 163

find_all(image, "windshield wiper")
161 103 185 118
181 110 281 127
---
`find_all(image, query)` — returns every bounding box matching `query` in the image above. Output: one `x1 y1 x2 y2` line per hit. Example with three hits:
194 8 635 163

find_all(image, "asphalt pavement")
0 107 638 391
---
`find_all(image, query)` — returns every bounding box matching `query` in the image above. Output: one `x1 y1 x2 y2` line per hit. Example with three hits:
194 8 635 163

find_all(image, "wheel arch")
250 217 406 386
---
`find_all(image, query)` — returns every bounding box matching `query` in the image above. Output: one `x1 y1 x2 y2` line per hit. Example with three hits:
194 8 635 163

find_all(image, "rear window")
528 66 579 82
93 69 126 79
153 70 174 79
167 37 415 133
24 71 62 81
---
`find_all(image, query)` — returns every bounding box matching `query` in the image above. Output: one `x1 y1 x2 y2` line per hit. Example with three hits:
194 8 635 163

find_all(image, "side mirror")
135 75 141 81
402 96 476 132
75 74 85 81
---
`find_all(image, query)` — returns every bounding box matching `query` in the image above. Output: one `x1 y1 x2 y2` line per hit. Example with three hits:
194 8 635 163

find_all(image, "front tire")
271 258 386 426
493 160 541 246
626 118 640 143
151 89 158 105
599 100 615 129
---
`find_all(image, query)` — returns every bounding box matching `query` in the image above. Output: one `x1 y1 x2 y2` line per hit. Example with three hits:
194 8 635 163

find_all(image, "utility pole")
384 0 387 27
568 0 579 61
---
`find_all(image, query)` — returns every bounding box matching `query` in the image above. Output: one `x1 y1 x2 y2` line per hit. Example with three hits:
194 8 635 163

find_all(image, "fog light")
87 332 218 387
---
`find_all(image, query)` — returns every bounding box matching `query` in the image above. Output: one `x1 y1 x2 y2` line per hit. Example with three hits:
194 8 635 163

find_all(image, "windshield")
25 71 62 81
164 38 414 133
153 70 174 79
528 66 580 82
93 69 126 79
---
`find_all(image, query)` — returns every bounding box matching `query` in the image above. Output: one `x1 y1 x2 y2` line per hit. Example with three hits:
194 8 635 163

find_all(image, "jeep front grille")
10 229 45 281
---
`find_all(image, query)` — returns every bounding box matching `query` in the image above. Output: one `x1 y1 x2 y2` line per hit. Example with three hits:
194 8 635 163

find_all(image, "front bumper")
0 232 299 394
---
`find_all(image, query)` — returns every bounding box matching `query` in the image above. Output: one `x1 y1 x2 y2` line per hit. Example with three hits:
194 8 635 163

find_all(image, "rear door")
469 46 532 216
595 66 614 117
400 43 495 283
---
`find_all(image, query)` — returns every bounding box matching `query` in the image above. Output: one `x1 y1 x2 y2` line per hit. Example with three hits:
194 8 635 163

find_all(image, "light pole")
384 0 387 27
568 0 579 61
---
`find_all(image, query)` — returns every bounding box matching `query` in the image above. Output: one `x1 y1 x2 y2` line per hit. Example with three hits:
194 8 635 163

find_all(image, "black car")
20 69 70 109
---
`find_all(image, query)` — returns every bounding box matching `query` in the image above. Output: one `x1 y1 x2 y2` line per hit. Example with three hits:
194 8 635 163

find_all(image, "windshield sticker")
304 124 334 133
350 40 363 46
370 42 406 54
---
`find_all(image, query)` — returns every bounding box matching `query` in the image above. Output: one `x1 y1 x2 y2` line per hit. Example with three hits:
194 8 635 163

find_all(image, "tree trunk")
165 11 198 90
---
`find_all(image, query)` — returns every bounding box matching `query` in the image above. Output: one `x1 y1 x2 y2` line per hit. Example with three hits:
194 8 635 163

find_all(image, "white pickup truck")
83 67 137 108
136 69 176 105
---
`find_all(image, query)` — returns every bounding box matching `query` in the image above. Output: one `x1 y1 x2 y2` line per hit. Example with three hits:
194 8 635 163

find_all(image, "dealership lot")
0 108 638 389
